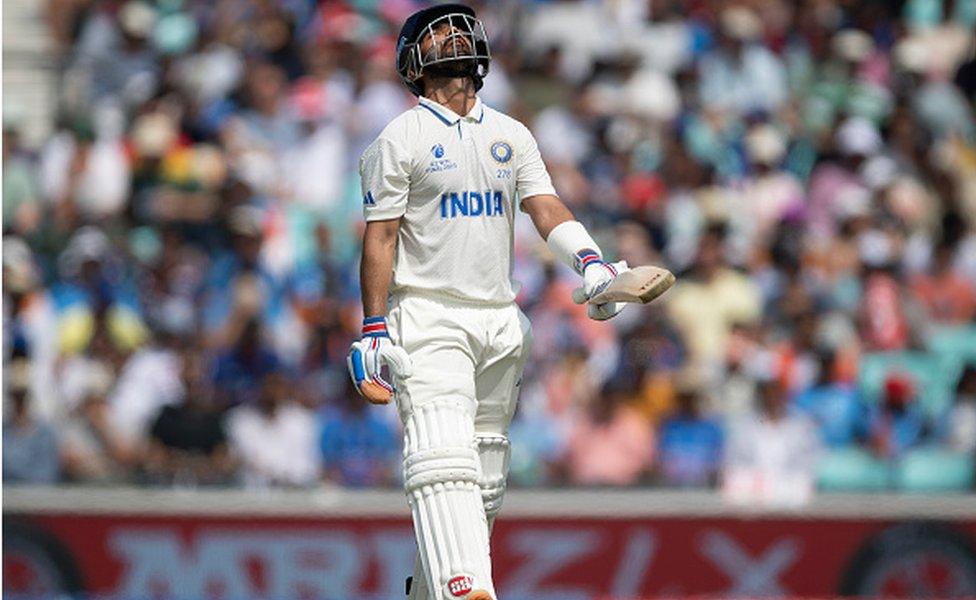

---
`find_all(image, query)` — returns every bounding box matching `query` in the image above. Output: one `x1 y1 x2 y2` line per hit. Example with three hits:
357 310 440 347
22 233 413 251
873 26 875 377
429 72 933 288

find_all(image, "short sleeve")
515 125 557 204
360 136 411 221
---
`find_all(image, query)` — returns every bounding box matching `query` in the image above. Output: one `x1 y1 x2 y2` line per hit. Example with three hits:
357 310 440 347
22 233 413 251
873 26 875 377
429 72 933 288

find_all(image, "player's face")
420 21 474 62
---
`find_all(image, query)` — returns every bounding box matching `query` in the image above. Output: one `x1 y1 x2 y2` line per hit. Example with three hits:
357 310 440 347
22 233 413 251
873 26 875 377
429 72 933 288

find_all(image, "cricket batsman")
346 4 656 599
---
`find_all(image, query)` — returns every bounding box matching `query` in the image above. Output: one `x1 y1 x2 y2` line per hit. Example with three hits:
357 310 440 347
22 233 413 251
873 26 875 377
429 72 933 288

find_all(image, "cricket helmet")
395 3 490 97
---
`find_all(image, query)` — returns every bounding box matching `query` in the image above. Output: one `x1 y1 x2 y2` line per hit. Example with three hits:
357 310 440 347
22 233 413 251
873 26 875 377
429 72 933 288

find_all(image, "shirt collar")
418 96 485 126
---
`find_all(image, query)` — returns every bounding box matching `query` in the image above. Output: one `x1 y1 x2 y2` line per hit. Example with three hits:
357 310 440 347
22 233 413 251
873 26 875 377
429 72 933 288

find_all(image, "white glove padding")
347 317 413 404
571 260 629 321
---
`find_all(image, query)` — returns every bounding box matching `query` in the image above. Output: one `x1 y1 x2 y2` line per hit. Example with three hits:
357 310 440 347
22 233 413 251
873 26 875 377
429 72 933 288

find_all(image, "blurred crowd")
3 0 976 499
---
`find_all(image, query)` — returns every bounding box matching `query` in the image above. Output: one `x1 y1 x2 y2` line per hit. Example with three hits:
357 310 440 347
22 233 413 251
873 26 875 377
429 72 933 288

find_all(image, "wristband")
574 248 604 275
546 220 603 275
362 316 389 338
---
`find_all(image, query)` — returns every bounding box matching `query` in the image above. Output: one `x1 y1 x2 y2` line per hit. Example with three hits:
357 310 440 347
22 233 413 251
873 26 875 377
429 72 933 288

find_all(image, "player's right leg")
389 295 495 600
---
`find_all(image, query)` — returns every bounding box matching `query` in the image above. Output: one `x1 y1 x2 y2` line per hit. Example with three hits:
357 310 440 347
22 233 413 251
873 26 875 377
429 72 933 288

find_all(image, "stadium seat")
858 352 954 419
928 325 976 394
817 446 890 491
895 447 976 492
927 325 976 363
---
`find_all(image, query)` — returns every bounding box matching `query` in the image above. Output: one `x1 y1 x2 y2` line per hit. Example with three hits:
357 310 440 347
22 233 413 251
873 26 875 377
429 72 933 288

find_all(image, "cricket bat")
587 265 676 305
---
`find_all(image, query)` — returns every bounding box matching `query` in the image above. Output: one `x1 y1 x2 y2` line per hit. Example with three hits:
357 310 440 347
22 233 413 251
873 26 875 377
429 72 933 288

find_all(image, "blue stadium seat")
859 352 954 419
895 447 975 492
927 325 976 363
817 446 890 491
928 325 976 394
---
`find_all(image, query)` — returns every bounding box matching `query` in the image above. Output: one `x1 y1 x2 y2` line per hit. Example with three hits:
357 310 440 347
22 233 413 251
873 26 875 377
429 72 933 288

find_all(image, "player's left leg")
474 304 533 531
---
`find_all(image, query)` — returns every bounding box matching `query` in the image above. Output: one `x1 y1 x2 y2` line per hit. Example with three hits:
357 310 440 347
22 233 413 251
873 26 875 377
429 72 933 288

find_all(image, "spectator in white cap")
740 124 805 245
697 6 788 116
807 117 883 238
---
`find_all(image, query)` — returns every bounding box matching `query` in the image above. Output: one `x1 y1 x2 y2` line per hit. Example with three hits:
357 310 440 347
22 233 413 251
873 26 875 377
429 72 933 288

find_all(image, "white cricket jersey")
360 96 556 305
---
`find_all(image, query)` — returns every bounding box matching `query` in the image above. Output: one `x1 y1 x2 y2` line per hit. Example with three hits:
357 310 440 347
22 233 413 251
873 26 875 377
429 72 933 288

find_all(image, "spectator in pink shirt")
562 377 655 486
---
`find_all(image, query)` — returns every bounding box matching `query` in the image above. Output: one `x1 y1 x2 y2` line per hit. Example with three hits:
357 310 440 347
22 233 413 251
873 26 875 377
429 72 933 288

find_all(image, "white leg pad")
475 434 510 531
404 400 494 600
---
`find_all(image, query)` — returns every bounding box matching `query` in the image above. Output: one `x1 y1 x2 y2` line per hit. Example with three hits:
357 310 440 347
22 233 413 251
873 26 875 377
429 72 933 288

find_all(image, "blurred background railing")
4 485 976 598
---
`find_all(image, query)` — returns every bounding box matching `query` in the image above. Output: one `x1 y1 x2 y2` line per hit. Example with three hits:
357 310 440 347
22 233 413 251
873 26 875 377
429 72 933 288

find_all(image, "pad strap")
475 435 510 522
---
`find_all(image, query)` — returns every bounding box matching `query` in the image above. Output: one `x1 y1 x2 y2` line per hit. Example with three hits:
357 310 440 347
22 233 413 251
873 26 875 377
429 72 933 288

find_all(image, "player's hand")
347 316 413 404
571 254 629 321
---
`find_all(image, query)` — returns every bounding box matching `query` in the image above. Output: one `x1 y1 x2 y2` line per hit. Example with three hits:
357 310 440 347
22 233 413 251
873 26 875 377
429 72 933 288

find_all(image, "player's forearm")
360 219 400 317
522 194 575 239
522 194 603 272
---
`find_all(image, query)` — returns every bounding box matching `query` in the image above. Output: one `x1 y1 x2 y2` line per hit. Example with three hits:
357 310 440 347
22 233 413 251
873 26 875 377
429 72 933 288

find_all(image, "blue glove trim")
350 347 367 384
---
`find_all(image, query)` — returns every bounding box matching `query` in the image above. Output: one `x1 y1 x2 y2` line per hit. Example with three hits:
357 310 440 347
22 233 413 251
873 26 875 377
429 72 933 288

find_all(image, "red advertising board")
5 492 976 599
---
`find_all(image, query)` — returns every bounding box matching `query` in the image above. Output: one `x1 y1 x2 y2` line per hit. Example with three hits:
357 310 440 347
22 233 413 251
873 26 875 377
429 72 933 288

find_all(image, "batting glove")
347 317 413 404
570 249 629 321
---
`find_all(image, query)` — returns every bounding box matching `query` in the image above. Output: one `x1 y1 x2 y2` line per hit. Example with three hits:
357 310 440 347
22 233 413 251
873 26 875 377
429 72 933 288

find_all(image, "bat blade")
587 265 676 305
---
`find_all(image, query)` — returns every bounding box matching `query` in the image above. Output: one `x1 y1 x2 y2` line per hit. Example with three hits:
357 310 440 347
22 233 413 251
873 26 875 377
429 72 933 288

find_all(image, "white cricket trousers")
387 292 532 600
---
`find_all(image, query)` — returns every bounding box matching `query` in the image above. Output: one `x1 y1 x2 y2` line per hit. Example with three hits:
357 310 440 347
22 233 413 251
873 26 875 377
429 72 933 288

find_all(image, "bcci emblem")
489 141 513 163
431 144 445 158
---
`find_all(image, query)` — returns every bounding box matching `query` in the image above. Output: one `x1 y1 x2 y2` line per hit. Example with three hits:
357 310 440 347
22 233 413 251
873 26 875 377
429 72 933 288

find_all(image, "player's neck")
424 77 477 117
